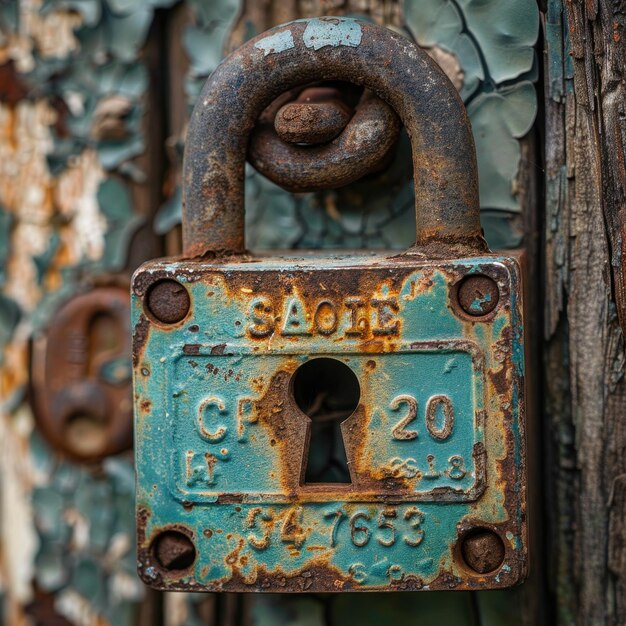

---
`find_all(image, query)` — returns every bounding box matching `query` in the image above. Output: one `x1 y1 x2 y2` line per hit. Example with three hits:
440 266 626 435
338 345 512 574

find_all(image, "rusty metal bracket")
31 285 132 461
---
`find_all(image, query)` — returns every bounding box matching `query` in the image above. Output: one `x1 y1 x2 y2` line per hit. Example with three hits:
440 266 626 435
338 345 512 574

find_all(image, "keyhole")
291 358 360 484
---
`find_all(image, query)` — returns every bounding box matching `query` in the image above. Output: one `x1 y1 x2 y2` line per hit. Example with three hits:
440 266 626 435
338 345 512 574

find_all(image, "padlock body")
132 252 526 592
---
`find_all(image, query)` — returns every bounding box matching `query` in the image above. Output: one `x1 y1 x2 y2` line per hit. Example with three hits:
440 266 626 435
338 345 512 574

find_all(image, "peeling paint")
0 100 55 311
0 0 157 621
0 0 82 73
56 588 111 626
0 0 539 622
254 30 295 56
133 255 527 592
0 405 37 623
55 150 107 263
302 17 363 50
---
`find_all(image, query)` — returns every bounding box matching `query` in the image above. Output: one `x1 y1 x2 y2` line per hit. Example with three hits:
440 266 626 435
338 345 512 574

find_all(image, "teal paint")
0 294 20 365
31 441 138 624
467 81 537 212
0 0 176 622
546 0 565 101
254 30 295 56
133 254 526 592
0 0 535 621
302 17 363 50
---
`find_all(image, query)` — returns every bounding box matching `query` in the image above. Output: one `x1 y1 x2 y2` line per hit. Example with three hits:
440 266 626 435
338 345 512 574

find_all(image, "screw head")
457 275 499 316
146 279 190 324
153 530 196 571
460 529 505 574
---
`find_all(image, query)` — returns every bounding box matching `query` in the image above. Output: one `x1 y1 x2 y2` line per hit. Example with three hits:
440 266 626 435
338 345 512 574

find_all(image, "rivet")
457 275 499 316
460 529 505 574
146 279 190 324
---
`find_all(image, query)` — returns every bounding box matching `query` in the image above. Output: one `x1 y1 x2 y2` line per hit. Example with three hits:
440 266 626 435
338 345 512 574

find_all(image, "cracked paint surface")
0 0 538 624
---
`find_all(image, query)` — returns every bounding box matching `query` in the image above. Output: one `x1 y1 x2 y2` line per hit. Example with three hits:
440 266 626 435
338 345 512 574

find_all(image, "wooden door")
0 1 621 624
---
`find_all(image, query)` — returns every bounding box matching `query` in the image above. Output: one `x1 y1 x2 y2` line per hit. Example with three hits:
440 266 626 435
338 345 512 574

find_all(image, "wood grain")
544 1 626 623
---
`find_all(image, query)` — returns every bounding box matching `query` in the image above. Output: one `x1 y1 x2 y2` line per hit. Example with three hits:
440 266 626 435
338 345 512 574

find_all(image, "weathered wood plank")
544 1 626 623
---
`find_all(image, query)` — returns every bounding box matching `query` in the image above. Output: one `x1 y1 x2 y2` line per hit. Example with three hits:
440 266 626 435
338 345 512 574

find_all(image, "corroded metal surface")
456 275 500 317
460 529 506 574
133 254 526 592
134 16 527 594
183 17 486 257
249 87 401 192
274 87 352 144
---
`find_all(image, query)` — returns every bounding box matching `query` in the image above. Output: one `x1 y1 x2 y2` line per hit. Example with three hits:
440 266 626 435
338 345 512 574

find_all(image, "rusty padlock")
32 285 132 461
133 17 527 592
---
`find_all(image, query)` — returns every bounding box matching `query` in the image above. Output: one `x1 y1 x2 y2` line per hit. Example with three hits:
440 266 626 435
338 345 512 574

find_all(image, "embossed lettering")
185 450 203 486
426 394 455 440
388 457 419 478
377 508 397 547
248 297 275 337
246 293 403 338
205 452 217 483
350 512 371 547
387 564 403 581
324 507 428 548
185 450 218 486
280 506 306 548
246 508 272 550
424 454 441 479
349 562 367 583
391 395 418 440
313 300 339 335
345 297 368 336
447 455 467 479
324 509 346 547
404 507 425 546
372 298 400 335
197 396 227 442
281 296 311 336
237 398 256 442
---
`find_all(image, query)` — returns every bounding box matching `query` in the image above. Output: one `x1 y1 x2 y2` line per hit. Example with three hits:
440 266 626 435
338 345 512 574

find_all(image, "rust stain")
182 19 486 257
0 1 81 73
30 286 134 461
249 87 401 192
133 15 526 595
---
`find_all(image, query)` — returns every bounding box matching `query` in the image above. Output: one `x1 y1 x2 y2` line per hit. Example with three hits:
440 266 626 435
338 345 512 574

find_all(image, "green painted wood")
0 1 541 624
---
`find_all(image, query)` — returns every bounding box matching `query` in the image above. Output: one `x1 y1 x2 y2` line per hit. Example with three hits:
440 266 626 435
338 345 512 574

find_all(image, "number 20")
391 394 455 441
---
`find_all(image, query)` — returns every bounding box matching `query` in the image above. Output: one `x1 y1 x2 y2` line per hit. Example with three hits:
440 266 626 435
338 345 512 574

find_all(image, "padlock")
32 284 133 461
133 17 527 593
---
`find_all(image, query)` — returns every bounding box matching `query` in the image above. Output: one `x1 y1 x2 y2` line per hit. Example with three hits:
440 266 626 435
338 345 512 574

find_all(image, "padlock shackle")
183 17 486 257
